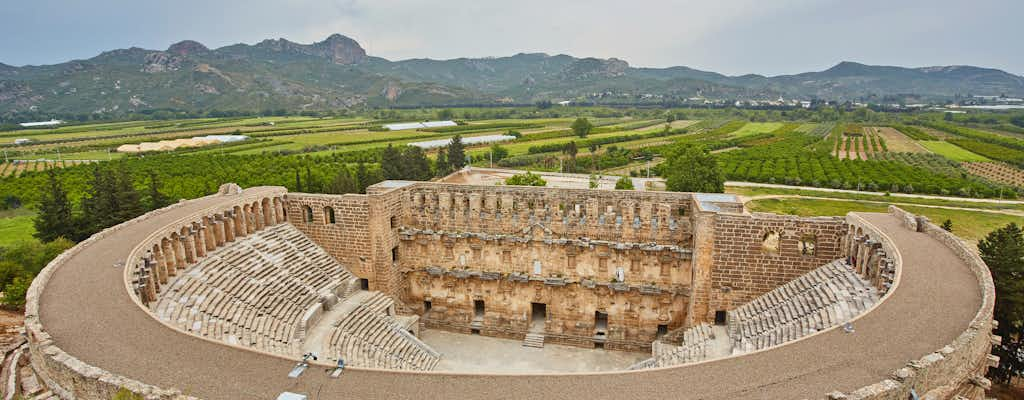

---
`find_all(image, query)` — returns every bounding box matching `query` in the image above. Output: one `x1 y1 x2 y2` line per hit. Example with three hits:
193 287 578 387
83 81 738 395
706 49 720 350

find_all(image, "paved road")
37 197 983 399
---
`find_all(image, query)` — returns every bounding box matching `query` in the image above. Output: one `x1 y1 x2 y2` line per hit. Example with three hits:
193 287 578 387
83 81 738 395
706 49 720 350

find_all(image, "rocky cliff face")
253 34 366 65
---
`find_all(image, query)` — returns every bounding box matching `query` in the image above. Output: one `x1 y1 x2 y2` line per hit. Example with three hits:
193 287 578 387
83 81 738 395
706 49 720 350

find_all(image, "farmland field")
873 127 928 153
731 122 783 137
919 141 991 162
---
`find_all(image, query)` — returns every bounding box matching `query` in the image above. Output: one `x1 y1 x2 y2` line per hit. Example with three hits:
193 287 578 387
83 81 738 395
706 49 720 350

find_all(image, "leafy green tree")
941 219 954 232
437 109 455 120
589 174 599 189
111 388 145 400
146 171 170 210
489 144 509 162
978 223 1024 383
663 144 724 193
615 176 635 190
571 117 593 138
505 172 546 186
381 144 403 180
435 148 452 177
448 135 466 169
588 143 600 172
33 169 75 243
401 146 433 181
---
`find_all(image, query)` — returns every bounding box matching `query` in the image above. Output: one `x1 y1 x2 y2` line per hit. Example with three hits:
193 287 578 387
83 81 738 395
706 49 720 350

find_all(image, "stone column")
263 200 274 226
162 240 177 277
212 218 225 246
140 261 157 304
192 224 207 258
254 203 265 230
173 236 186 270
203 221 217 251
182 234 196 265
152 246 168 284
143 256 160 294
223 214 236 242
232 210 245 238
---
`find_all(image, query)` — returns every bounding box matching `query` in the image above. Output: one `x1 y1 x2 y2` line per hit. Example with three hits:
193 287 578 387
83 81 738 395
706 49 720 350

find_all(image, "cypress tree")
435 148 451 177
327 166 357 194
113 165 143 222
381 144 403 180
401 146 433 181
33 169 75 243
448 135 466 169
978 223 1024 383
355 163 369 193
146 171 169 210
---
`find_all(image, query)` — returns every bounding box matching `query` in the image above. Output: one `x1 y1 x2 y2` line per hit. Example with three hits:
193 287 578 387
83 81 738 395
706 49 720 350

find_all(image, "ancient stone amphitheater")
23 176 998 399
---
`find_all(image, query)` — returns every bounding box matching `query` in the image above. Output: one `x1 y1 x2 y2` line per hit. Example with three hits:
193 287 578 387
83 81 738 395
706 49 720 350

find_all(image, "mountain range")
2 34 1023 115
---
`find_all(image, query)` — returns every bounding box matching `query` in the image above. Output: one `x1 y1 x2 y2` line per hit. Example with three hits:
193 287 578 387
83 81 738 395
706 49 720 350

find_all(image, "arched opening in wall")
423 300 432 314
390 215 398 230
359 278 369 290
325 207 336 224
303 206 314 223
799 234 817 256
474 300 485 320
657 324 668 339
532 259 542 275
761 231 780 254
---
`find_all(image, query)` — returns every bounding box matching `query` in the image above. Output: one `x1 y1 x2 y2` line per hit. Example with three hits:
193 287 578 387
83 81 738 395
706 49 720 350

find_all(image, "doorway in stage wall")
530 302 547 332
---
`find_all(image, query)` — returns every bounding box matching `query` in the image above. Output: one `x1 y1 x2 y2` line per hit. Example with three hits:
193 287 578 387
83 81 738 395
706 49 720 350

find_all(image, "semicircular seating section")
327 292 441 371
635 256 889 369
153 223 356 356
726 259 879 354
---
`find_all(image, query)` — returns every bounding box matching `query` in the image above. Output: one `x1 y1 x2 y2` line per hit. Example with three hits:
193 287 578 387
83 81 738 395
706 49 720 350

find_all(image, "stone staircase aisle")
522 332 545 348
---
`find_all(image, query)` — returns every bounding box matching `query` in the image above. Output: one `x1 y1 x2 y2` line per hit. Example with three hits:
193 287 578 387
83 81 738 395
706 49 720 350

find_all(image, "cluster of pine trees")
34 166 168 243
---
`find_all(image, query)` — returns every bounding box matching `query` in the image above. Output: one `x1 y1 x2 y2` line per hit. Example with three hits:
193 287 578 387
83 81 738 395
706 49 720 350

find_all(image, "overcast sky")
2 0 1021 76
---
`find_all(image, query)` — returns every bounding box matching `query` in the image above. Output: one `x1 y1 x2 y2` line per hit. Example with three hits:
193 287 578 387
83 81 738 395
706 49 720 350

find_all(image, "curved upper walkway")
36 194 983 399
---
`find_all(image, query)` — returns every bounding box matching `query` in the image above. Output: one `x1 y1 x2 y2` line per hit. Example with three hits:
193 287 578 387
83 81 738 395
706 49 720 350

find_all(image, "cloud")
1 0 1021 76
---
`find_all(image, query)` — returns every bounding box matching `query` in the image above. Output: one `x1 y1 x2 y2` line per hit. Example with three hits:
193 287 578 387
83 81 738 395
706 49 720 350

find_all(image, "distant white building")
19 119 63 128
383 120 458 131
13 138 32 145
557 100 572 106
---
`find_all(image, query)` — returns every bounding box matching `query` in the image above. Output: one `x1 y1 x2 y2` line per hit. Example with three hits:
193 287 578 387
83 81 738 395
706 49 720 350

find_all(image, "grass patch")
0 209 37 247
919 141 991 162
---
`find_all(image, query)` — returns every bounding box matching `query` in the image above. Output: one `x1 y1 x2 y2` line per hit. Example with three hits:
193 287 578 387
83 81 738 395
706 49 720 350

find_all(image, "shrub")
614 176 635 190
505 172 546 187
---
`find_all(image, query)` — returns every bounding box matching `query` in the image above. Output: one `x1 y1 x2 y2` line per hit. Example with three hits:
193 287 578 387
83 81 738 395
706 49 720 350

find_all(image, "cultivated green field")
731 122 784 137
919 141 991 162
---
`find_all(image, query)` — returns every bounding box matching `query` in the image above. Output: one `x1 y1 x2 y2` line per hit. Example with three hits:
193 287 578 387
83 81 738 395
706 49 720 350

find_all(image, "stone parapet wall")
834 207 997 400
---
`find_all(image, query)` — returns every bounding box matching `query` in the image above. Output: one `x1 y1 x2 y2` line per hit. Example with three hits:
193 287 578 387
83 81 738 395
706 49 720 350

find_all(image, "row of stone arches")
132 195 288 304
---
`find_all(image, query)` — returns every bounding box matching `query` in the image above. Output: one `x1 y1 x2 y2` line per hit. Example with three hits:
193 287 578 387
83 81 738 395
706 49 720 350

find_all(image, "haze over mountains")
2 34 1023 115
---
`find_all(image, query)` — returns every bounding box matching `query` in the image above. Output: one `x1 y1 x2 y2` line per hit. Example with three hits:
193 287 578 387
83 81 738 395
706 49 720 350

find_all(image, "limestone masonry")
23 177 997 399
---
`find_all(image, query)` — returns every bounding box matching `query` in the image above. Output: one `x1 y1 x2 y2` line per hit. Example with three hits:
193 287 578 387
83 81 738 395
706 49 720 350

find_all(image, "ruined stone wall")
703 212 846 322
388 182 698 350
400 230 691 350
399 183 695 244
286 193 375 280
